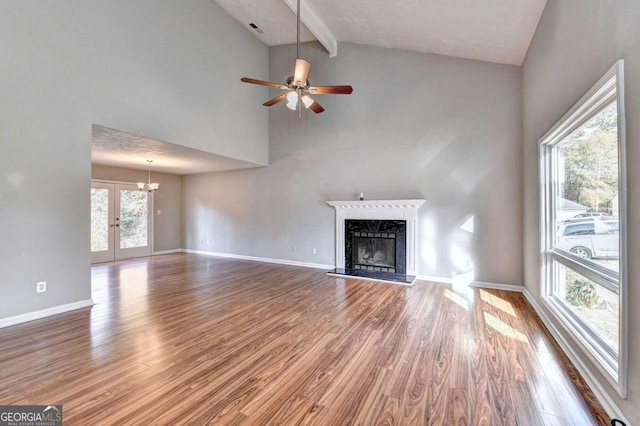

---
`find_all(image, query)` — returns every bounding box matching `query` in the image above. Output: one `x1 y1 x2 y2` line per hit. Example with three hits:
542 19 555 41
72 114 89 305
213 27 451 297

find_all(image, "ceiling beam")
282 0 337 58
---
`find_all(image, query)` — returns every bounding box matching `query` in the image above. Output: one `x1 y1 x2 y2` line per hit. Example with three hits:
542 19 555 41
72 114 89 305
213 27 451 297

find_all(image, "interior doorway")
91 181 152 263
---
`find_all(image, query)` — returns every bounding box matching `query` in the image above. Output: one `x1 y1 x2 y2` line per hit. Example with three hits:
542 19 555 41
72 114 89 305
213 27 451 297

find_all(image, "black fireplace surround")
327 219 414 284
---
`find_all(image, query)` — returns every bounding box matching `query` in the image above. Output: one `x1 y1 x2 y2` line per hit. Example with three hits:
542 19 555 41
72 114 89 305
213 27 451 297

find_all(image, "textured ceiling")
215 0 316 46
215 0 547 65
92 125 259 175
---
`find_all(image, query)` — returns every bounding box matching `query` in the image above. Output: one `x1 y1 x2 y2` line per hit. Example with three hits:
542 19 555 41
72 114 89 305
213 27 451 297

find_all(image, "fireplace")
326 199 425 285
345 220 406 274
353 233 395 270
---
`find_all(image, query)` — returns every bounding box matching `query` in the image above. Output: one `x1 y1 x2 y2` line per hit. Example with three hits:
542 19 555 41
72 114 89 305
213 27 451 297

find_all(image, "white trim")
522 289 628 424
326 199 425 276
470 281 525 293
90 181 116 264
282 0 338 57
0 299 94 329
414 276 527 294
113 183 153 260
614 59 629 401
91 178 140 185
415 275 453 284
150 191 155 254
539 67 618 145
153 249 183 255
91 180 154 263
538 60 627 396
326 200 427 210
183 249 333 270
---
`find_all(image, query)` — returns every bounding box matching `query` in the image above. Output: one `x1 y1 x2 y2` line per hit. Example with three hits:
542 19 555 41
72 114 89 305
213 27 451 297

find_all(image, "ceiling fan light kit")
240 0 352 114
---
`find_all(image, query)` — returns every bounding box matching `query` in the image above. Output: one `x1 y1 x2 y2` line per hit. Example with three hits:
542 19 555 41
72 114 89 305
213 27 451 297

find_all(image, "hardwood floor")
0 253 608 425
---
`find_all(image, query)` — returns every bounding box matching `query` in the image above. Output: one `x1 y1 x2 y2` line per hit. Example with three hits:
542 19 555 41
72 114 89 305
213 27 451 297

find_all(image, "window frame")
538 60 627 397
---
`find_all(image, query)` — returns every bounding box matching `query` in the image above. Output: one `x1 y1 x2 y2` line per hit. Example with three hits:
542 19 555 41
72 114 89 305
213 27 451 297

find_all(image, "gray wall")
91 165 183 252
522 0 640 420
0 0 268 319
184 42 523 284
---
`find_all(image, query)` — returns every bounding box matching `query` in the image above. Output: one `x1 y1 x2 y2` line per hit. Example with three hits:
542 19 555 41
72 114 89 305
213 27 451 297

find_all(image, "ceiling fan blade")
293 59 311 86
307 85 353 95
309 99 325 113
241 77 288 90
262 93 288 107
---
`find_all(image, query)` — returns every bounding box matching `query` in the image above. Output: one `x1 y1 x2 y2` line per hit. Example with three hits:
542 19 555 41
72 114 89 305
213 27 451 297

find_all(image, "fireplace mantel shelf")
326 199 425 209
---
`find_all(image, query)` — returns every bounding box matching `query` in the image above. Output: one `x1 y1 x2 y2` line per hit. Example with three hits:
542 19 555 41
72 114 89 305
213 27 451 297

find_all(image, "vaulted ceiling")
215 0 547 66
94 1 548 175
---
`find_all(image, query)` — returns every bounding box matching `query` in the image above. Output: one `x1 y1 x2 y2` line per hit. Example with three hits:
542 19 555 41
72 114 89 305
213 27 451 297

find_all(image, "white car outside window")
557 219 619 259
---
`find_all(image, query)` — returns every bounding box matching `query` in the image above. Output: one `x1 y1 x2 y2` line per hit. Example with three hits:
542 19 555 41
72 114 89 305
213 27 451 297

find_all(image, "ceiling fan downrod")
296 0 301 60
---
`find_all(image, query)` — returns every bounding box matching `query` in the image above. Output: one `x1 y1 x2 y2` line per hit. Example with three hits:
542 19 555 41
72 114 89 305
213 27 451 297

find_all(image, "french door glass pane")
119 190 148 249
554 261 619 350
553 102 619 273
91 188 109 252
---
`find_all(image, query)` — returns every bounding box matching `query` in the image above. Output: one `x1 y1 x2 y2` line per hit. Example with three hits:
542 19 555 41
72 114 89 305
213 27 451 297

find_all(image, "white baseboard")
521 288 627 423
415 275 453 284
153 249 183 255
0 299 94 329
470 280 525 293
183 249 334 270
414 276 526 294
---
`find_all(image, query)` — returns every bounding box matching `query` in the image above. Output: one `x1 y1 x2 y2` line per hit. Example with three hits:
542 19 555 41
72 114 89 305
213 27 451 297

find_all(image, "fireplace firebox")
345 219 406 274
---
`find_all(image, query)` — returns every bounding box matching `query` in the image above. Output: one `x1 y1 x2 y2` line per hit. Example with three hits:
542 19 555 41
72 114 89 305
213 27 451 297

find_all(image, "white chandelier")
137 160 159 192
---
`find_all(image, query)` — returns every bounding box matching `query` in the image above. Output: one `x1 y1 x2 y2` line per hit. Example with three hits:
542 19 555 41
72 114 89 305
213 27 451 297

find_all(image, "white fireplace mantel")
326 199 425 275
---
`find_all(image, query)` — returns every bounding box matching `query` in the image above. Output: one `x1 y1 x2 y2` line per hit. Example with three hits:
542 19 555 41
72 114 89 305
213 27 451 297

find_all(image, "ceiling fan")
240 0 353 114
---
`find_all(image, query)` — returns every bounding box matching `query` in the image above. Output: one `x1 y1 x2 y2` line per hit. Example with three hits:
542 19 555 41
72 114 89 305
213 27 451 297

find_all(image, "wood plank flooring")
0 253 608 425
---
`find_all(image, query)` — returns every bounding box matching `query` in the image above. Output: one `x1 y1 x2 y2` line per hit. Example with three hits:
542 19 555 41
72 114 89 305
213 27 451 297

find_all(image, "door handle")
115 224 120 227
109 224 115 228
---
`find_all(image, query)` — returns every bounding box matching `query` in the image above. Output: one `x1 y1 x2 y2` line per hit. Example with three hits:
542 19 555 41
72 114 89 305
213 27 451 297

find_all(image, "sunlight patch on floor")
484 312 528 343
479 289 516 317
444 288 469 311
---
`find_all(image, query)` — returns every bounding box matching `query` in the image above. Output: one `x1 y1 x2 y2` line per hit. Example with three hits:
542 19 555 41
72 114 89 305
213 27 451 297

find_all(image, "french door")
91 182 152 263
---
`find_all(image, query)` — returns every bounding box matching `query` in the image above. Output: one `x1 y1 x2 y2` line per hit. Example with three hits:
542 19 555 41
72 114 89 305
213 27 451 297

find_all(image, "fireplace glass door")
352 232 396 272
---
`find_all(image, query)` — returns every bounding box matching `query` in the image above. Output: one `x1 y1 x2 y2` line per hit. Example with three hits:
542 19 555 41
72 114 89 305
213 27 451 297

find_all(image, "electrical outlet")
37 281 46 293
292 245 296 252
157 209 162 215
467 259 474 269
312 248 317 255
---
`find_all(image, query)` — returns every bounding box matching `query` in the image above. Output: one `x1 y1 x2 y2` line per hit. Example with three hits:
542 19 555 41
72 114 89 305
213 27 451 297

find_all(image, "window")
539 61 627 396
